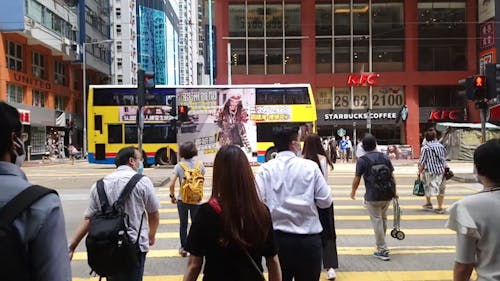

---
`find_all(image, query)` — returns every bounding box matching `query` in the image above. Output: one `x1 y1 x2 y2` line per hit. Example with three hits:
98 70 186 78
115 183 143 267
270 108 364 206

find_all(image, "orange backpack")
179 161 204 204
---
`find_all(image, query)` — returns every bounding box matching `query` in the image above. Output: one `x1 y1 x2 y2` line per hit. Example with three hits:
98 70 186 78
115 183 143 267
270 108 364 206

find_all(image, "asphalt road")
21 160 479 281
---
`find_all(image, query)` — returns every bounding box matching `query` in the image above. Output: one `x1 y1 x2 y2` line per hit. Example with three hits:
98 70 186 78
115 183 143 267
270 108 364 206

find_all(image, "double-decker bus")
87 85 178 165
87 84 316 165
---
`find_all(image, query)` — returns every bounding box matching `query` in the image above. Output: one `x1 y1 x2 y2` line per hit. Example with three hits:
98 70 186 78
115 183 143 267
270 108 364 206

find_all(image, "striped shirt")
419 140 447 175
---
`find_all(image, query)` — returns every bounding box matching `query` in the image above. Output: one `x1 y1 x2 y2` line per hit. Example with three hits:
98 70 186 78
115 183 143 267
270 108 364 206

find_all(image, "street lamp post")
82 39 113 157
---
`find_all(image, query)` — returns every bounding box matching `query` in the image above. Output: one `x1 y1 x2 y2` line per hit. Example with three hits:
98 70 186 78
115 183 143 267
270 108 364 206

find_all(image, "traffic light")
485 63 500 100
137 69 155 108
178 105 189 122
168 97 177 116
471 75 486 101
459 77 473 99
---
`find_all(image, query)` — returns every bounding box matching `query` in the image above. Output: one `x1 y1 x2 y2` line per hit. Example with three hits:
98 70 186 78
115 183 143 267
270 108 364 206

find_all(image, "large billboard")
177 88 257 164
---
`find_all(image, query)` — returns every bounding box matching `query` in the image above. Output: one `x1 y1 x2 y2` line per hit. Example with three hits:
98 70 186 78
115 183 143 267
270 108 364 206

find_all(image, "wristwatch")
169 193 175 199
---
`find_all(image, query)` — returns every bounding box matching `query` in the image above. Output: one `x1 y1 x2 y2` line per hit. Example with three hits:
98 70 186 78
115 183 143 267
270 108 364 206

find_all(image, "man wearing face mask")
0 102 71 280
255 126 332 281
68 146 160 281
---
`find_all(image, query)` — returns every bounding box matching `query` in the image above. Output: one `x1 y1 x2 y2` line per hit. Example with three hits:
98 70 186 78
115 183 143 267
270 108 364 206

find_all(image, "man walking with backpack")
68 146 160 281
0 102 71 281
350 134 396 261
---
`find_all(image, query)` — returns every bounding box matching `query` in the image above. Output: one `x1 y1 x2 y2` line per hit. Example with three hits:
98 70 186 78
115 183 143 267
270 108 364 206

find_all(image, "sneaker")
326 268 336 280
434 208 445 214
422 204 433 210
179 247 188 257
373 250 390 261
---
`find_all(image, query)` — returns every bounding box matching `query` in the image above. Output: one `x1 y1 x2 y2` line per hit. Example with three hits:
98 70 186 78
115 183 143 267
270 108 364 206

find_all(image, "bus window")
94 115 103 133
108 124 123 144
255 87 309 105
284 88 310 104
125 124 176 144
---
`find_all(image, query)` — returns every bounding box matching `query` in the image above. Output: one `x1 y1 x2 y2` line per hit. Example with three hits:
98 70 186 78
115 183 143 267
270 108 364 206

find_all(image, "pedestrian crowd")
2 99 500 281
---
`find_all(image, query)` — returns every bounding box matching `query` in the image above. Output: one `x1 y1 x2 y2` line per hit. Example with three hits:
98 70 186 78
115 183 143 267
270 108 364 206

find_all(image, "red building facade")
215 0 480 157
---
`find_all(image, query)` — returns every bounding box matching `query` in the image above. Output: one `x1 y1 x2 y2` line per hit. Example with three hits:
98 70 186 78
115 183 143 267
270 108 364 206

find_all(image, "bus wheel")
155 149 177 165
265 147 277 162
169 150 178 165
155 149 170 165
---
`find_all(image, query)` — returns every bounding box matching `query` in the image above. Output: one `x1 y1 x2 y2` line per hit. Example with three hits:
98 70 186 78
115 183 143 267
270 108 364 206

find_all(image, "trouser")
177 200 200 248
275 231 322 281
365 200 391 252
107 252 147 281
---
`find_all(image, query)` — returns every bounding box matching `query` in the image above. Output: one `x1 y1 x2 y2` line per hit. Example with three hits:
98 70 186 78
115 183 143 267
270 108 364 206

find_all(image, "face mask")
138 161 144 175
11 136 25 167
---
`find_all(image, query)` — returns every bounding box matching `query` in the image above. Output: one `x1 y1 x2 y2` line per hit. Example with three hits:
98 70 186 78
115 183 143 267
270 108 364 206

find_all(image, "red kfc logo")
347 73 380 86
428 110 463 122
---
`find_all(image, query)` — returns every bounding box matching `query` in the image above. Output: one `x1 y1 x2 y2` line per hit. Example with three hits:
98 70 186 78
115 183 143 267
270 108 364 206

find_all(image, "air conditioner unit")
71 25 78 31
25 18 35 28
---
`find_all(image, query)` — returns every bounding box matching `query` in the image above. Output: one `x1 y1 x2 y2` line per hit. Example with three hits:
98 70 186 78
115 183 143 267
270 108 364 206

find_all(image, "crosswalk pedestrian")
70 167 478 281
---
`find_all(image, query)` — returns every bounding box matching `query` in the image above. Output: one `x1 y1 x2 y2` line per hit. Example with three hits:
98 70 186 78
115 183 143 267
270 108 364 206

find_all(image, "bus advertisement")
87 84 316 166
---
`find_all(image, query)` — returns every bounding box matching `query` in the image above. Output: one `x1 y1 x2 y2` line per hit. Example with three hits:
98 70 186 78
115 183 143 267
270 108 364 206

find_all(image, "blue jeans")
107 252 146 281
177 200 200 248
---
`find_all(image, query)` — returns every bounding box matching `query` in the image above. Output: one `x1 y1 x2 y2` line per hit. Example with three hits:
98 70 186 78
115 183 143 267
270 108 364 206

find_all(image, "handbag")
444 167 454 180
413 178 425 196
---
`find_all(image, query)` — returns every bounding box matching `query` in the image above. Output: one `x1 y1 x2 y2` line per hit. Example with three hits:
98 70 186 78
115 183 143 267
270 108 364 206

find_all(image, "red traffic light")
474 75 485 88
179 105 187 114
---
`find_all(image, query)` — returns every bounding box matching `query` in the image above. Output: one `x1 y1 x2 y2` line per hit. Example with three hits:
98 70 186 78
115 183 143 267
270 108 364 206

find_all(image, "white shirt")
85 165 160 252
255 151 332 234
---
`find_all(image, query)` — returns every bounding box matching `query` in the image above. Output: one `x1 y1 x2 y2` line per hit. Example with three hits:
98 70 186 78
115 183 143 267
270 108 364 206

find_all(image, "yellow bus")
87 84 316 165
175 84 317 164
87 85 178 165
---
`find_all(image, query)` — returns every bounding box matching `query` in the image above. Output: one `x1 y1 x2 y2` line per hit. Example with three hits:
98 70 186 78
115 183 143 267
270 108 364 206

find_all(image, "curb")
153 177 170 187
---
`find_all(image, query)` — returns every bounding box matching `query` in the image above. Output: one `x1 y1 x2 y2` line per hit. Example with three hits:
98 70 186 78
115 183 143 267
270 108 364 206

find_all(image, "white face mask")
138 161 144 175
12 136 25 167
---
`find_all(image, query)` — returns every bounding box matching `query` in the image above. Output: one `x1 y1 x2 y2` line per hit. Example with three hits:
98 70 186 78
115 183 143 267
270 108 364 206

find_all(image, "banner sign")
250 105 292 122
119 106 174 122
177 88 257 164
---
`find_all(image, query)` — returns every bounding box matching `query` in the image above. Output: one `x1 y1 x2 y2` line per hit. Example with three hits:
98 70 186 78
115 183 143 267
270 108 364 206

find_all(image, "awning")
436 122 500 131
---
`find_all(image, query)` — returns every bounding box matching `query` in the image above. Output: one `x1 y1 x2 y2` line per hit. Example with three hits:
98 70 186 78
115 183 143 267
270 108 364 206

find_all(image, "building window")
32 89 46 107
32 52 46 79
54 61 66 85
30 126 46 154
418 1 466 71
116 24 122 34
228 3 302 74
116 8 121 17
55 96 67 111
419 86 463 107
7 83 24 103
6 41 23 71
315 1 404 73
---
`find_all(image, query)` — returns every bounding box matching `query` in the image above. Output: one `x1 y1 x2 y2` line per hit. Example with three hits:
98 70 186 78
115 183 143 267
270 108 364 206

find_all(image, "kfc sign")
18 109 30 125
347 73 380 86
428 110 463 122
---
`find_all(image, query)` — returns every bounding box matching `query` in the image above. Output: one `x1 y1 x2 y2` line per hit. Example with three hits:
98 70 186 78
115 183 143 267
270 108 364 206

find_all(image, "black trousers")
318 204 339 269
275 231 322 281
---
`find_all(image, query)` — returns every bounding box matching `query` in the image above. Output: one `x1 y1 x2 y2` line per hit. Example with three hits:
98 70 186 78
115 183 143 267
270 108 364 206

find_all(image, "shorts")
423 172 446 196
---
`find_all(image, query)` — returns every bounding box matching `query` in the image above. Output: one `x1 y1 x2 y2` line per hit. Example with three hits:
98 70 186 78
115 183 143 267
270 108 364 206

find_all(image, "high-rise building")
179 0 209 85
215 0 482 157
110 0 180 85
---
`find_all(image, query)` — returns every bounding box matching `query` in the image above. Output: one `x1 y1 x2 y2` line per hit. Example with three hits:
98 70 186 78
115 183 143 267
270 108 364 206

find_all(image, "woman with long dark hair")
302 134 338 280
183 145 281 281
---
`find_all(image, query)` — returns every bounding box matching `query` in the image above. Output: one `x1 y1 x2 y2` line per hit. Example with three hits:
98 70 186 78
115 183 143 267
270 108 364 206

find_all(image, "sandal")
434 208 445 214
422 204 433 210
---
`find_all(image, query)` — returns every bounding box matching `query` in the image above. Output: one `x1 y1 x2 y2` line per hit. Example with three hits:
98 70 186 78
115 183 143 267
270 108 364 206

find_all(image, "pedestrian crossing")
71 168 477 280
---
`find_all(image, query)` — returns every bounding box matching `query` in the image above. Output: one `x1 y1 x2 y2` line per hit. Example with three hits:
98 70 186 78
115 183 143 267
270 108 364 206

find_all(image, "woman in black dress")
183 145 281 281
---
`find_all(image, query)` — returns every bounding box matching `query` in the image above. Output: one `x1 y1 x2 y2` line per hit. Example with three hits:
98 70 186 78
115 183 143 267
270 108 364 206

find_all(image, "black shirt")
186 203 278 281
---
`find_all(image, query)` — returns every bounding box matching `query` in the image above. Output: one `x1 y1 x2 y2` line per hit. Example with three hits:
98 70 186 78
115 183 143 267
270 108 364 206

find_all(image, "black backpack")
0 185 57 281
361 154 395 198
86 174 144 278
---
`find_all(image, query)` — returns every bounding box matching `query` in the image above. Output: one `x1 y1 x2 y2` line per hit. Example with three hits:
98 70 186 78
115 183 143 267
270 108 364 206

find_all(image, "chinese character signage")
119 106 174 122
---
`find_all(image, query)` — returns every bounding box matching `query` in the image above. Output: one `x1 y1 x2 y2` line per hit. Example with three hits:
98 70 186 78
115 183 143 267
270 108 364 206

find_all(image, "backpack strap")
96 179 110 212
179 162 189 172
194 161 201 170
115 174 144 209
0 185 57 227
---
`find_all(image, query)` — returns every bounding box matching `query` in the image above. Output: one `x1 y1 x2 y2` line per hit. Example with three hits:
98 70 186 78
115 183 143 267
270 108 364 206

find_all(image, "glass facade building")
137 0 180 85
